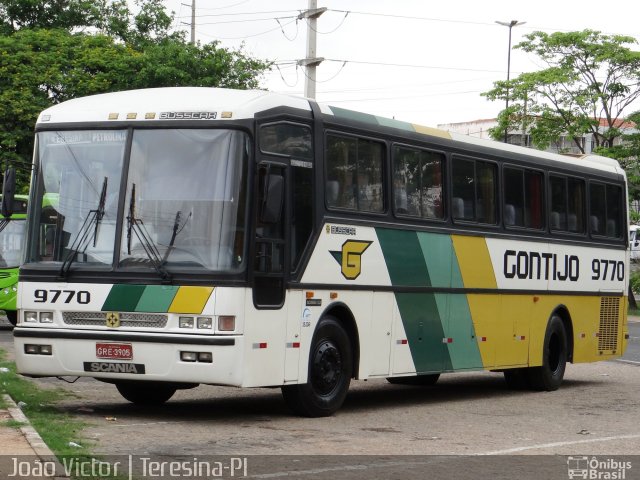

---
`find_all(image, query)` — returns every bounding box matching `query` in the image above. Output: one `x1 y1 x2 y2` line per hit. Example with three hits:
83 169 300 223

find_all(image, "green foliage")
0 0 271 192
0 349 91 457
595 111 640 200
630 271 640 294
483 30 640 153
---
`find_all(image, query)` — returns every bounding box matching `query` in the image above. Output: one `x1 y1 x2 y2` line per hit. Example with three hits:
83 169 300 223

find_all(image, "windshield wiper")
0 218 8 234
59 177 108 278
126 183 171 281
162 210 192 263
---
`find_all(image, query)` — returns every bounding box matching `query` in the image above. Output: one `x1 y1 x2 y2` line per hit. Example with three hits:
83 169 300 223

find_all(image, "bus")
0 194 28 326
11 87 628 416
630 225 639 262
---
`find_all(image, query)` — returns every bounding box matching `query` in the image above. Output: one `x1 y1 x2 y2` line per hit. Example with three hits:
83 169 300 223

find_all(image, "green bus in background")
0 194 28 326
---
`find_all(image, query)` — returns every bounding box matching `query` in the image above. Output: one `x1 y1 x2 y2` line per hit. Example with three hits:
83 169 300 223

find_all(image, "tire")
526 315 568 391
282 316 352 417
5 310 17 327
503 368 530 390
115 382 176 405
387 374 440 386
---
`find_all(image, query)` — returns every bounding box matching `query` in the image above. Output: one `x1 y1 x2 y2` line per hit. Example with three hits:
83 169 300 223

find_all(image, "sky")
162 0 640 128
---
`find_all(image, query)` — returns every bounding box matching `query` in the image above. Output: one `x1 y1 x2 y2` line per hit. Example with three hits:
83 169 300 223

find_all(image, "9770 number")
34 289 91 304
591 259 624 281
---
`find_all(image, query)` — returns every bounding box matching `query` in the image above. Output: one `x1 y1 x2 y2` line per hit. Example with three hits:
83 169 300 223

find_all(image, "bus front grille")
598 297 620 352
62 311 168 328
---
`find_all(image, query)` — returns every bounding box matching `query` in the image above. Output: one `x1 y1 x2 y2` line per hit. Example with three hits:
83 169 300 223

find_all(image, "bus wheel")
526 315 568 391
115 382 176 405
386 374 440 386
5 310 17 327
281 316 352 417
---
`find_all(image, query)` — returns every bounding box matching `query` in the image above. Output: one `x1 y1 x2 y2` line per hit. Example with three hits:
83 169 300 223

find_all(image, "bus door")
253 120 315 382
252 160 287 309
252 120 315 309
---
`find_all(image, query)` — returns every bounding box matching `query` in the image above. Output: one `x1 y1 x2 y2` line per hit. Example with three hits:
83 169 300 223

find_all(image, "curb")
2 394 69 479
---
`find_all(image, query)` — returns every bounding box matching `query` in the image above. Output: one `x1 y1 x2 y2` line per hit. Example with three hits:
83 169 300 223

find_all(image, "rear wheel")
503 368 529 390
115 382 176 405
526 315 568 391
282 316 352 417
387 374 440 386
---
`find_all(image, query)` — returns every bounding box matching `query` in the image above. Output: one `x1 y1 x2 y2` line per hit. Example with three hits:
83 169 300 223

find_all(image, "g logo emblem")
330 240 372 280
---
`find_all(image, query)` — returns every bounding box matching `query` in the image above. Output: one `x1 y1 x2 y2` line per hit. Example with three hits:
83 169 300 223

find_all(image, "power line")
174 10 300 20
274 58 513 75
190 15 297 27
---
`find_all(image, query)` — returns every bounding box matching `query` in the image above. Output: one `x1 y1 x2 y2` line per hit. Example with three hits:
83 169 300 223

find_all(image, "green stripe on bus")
417 232 455 288
135 285 179 313
376 229 430 286
377 228 453 372
396 293 453 372
101 284 146 312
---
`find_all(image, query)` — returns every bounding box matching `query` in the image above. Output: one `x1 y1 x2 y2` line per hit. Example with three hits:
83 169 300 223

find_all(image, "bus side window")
452 157 497 224
589 182 623 238
326 135 384 213
589 182 624 238
392 146 444 219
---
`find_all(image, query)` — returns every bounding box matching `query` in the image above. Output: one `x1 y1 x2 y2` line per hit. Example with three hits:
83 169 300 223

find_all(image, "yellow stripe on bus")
168 286 214 314
451 235 497 289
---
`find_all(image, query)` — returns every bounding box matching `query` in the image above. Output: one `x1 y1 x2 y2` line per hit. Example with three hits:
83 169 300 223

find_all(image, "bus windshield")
0 218 26 268
28 129 249 274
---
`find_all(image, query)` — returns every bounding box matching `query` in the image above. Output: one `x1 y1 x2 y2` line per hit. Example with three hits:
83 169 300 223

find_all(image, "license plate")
96 343 133 360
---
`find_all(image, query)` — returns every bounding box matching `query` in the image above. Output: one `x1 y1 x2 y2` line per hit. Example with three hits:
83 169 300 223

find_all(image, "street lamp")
495 20 526 143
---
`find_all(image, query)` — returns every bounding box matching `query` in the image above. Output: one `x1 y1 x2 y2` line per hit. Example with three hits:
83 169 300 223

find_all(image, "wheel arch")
551 304 574 363
320 302 360 379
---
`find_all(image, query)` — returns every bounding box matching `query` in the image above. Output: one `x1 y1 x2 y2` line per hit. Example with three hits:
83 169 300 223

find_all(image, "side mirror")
1 168 16 218
260 172 284 224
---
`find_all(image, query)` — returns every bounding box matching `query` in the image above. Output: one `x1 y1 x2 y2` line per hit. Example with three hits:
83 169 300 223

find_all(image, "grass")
0 348 92 457
0 348 136 479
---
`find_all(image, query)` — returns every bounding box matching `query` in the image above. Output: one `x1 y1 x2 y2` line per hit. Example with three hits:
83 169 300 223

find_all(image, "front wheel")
5 310 17 327
526 315 568 391
115 382 176 405
282 316 352 417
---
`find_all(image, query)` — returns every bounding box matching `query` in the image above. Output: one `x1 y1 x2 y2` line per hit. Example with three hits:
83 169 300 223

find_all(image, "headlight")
179 316 194 329
39 312 54 323
197 317 212 329
24 311 38 323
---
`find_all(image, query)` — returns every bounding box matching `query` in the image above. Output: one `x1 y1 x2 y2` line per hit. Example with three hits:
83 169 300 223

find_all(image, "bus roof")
37 87 624 177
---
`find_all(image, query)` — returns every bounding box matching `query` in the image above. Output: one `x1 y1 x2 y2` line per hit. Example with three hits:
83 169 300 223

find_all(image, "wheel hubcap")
311 340 342 395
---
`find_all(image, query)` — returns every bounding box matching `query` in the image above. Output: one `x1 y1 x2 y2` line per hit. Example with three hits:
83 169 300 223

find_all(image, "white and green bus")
11 88 628 416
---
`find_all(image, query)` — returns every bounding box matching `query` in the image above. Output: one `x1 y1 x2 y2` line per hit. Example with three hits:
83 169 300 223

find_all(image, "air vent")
598 297 620 352
63 311 168 328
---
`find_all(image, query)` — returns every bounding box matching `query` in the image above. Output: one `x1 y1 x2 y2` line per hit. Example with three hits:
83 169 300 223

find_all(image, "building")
437 118 636 155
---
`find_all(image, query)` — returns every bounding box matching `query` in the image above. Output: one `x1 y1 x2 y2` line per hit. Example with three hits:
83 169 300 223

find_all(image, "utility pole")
297 0 326 99
190 0 196 45
495 20 525 143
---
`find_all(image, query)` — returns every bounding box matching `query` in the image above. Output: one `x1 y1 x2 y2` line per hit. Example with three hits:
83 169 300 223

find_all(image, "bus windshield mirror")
126 183 171 281
58 176 108 278
1 168 16 218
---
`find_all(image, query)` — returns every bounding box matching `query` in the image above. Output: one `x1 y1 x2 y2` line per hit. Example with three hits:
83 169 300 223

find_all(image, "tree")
595 111 640 204
0 0 271 191
483 30 640 153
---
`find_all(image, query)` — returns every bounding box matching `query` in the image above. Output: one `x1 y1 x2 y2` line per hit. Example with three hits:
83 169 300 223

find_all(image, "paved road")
2 317 640 479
